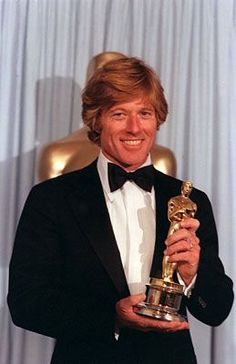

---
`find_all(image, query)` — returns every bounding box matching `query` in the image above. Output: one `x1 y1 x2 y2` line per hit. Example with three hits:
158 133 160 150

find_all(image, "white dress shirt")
97 152 195 296
97 152 155 295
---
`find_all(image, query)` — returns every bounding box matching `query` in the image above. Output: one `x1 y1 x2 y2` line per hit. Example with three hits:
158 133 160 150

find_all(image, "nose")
126 113 141 134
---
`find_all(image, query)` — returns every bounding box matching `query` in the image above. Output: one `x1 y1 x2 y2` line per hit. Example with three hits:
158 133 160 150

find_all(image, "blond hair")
82 57 168 144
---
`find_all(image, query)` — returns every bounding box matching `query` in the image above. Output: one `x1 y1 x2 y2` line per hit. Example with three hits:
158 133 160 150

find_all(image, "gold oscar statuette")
134 181 197 322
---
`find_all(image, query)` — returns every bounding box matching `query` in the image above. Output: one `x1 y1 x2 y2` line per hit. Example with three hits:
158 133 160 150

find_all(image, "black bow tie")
108 163 154 192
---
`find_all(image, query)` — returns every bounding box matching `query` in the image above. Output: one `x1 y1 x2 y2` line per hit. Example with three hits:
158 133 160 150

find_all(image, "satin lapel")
67 163 129 298
150 171 171 278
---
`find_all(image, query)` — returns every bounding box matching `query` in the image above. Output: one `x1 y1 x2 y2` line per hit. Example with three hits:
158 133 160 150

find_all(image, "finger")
180 218 200 232
158 320 189 333
166 229 199 249
165 229 190 247
137 316 189 332
165 241 190 256
116 294 146 320
117 293 146 307
166 226 196 243
165 236 199 256
168 249 200 265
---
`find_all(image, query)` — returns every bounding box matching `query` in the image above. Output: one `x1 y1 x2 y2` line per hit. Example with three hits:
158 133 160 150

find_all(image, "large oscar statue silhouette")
38 52 176 181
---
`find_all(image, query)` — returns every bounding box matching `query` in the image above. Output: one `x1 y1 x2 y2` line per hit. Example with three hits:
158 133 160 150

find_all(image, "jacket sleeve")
7 183 116 341
185 191 234 326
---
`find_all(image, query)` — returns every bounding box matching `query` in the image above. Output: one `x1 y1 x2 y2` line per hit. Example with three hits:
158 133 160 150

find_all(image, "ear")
155 117 160 131
92 117 102 133
88 117 102 145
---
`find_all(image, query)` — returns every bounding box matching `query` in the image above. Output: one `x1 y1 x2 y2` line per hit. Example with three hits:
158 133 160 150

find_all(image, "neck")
101 152 152 172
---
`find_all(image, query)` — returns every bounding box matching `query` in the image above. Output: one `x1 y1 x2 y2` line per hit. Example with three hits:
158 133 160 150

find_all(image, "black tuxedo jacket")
8 161 233 364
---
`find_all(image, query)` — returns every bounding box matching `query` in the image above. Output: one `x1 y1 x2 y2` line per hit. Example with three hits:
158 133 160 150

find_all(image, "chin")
119 158 147 170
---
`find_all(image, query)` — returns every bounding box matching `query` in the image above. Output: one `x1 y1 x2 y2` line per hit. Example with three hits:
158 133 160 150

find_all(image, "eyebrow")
109 105 155 112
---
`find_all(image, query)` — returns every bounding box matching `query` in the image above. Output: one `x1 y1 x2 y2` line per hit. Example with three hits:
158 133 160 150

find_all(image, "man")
8 57 233 363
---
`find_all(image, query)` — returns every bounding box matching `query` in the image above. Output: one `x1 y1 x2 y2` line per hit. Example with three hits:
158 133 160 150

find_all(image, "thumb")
131 293 146 304
120 293 146 306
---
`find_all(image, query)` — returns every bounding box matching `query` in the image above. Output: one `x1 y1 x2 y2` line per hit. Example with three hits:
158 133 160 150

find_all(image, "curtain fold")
1 1 235 363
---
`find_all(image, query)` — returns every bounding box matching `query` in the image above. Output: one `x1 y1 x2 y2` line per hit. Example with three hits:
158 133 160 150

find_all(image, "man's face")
99 98 157 171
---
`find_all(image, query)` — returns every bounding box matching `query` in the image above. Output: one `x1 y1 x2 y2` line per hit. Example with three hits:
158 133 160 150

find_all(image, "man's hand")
165 217 200 286
116 294 189 333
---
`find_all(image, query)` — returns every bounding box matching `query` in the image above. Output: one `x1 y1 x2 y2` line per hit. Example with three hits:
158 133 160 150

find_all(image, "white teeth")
123 140 141 145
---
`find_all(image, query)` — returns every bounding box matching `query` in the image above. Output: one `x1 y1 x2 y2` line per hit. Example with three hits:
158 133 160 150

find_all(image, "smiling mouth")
122 139 143 145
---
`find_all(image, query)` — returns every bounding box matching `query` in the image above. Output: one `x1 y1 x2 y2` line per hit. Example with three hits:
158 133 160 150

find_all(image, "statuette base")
134 278 186 322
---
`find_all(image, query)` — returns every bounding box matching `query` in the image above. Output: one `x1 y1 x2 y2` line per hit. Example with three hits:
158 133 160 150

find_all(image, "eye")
139 110 154 119
111 112 126 120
